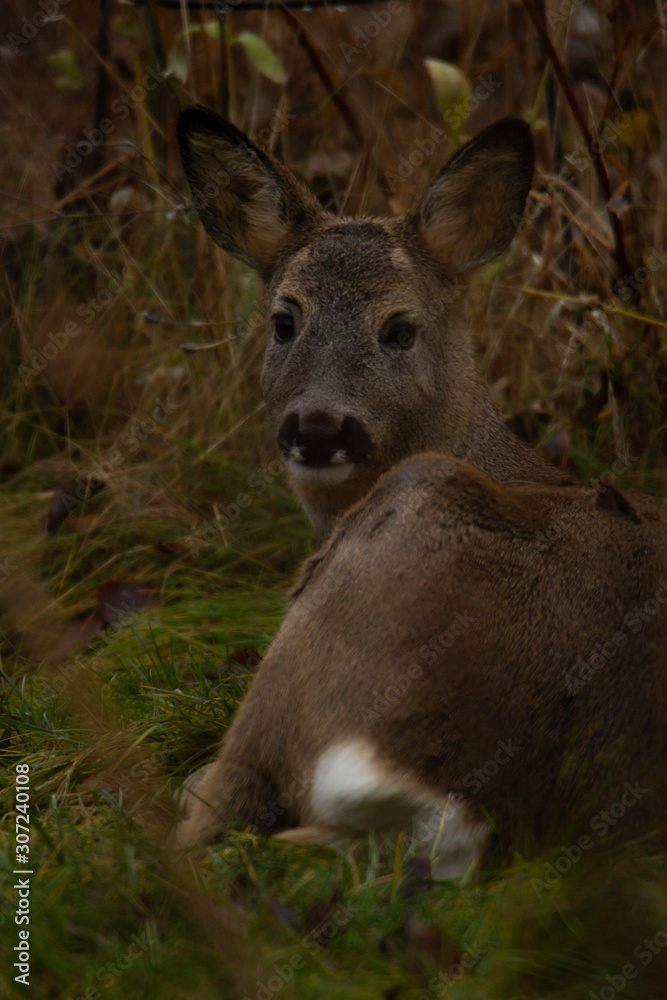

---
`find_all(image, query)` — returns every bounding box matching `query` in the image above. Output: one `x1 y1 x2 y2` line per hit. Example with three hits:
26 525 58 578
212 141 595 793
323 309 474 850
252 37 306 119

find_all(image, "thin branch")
278 8 366 150
522 0 636 298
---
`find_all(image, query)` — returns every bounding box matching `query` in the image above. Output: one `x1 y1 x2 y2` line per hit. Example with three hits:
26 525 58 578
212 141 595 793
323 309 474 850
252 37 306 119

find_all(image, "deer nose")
278 410 373 467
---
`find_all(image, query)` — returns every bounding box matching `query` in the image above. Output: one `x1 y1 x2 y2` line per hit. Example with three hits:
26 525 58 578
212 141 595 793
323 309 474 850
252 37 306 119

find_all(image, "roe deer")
177 108 564 536
174 110 666 869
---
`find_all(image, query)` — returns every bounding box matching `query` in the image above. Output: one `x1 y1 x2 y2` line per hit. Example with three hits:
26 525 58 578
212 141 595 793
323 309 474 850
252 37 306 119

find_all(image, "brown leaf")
67 514 108 532
301 896 345 947
228 648 263 673
155 540 187 559
97 581 157 625
46 477 105 534
402 914 462 982
203 666 228 683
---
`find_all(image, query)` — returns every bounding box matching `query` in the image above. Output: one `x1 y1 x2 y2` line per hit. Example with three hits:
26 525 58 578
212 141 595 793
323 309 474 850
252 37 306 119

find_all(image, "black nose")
277 410 373 466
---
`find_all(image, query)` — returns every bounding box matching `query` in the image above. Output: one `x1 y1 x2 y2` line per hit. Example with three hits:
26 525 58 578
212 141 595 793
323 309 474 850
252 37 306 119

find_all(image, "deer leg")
173 754 275 848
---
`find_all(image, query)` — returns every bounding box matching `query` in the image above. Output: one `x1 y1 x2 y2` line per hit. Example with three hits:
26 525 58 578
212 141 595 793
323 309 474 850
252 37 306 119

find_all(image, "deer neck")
457 380 565 485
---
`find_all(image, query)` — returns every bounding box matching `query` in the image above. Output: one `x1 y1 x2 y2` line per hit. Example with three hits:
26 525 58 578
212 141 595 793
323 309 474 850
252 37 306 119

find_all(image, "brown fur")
175 456 666 850
175 111 666 858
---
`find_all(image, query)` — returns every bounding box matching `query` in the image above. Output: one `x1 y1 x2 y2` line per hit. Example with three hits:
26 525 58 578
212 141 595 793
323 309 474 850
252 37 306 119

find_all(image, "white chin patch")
287 457 355 487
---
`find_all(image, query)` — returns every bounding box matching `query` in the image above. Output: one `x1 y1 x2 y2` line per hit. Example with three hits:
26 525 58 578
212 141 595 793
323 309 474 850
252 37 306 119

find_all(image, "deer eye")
273 313 296 344
382 321 416 352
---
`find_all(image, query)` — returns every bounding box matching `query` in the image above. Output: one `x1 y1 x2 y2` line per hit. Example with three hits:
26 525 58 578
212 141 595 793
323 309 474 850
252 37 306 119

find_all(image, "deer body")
175 110 666 864
175 455 666 865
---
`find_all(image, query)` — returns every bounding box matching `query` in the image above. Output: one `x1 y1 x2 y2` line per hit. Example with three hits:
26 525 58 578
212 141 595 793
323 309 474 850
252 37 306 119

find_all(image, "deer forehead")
271 222 435 318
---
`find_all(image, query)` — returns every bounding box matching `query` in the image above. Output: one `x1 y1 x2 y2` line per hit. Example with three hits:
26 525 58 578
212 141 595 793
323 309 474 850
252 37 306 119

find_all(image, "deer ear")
178 106 326 276
413 118 534 274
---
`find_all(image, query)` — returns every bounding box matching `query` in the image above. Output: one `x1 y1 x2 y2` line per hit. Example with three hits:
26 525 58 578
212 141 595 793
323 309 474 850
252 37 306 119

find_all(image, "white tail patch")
310 739 490 879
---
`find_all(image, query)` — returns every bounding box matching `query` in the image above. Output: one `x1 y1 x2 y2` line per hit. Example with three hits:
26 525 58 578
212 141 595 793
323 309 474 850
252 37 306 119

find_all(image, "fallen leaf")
47 477 105 533
228 648 263 673
67 514 108 532
97 581 157 625
302 896 345 946
156 540 187 559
